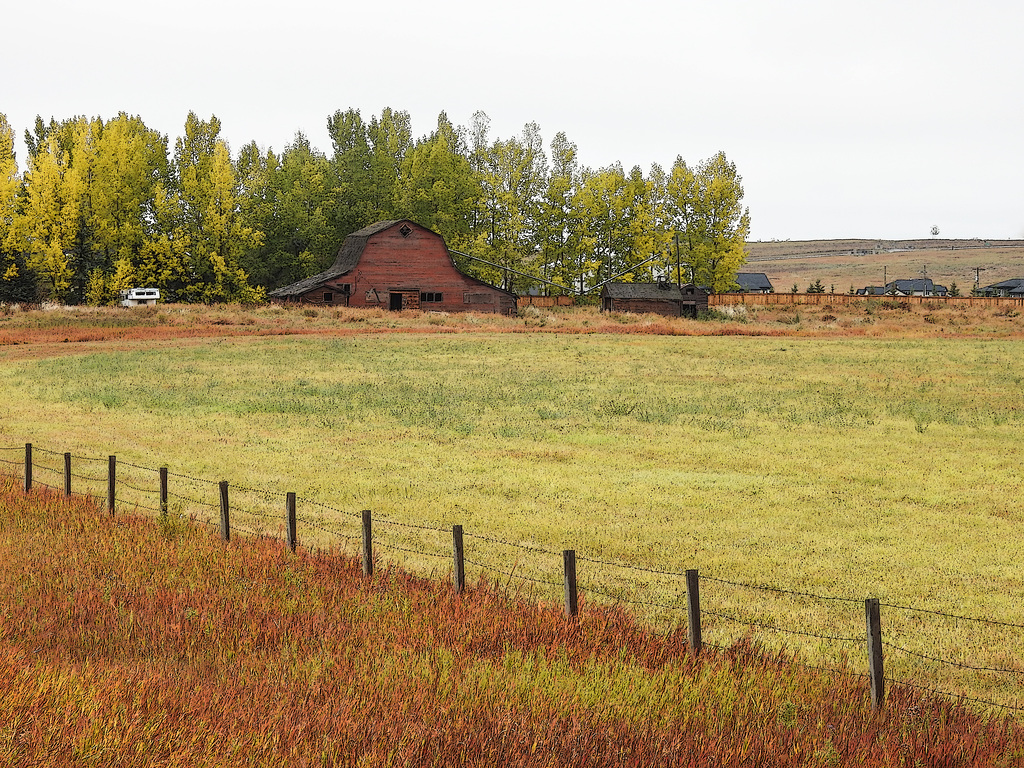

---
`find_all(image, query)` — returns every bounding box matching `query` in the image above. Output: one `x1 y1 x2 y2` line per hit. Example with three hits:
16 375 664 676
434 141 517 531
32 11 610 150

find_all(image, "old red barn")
269 220 517 314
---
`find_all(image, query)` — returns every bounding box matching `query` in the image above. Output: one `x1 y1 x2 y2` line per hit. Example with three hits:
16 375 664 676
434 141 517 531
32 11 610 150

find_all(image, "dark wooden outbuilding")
268 220 517 314
600 281 708 317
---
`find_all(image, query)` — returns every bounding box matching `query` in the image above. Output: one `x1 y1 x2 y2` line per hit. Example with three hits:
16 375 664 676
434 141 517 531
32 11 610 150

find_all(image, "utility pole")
674 234 680 286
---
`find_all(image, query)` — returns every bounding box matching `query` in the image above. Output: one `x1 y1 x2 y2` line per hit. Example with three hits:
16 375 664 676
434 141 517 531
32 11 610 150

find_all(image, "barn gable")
269 220 516 314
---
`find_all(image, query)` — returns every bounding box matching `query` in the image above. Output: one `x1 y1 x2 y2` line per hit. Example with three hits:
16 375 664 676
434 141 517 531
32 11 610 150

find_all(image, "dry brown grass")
1 298 1023 361
745 238 1024 295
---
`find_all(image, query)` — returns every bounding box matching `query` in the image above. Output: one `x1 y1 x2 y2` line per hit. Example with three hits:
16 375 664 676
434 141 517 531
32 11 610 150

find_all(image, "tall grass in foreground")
2 477 1024 767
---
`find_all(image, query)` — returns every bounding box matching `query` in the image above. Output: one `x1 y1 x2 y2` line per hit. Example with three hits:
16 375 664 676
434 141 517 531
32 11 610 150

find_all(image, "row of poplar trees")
0 108 750 305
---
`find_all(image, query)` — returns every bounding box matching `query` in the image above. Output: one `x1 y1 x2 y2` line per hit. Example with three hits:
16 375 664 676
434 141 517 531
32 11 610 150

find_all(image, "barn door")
389 293 403 311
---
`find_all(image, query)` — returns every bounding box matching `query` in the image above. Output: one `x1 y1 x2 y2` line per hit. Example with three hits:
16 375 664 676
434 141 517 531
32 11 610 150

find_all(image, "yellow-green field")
2 307 1024 709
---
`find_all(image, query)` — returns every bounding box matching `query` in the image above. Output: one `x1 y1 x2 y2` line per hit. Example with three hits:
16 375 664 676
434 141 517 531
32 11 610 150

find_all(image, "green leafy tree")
575 163 654 290
666 151 750 293
327 108 375 235
237 134 336 289
366 108 412 222
170 113 264 303
536 131 584 294
395 112 480 251
471 121 549 292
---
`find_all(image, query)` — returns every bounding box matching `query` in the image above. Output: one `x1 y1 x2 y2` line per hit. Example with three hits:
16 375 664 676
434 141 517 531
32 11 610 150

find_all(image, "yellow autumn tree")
0 113 29 300
12 117 97 302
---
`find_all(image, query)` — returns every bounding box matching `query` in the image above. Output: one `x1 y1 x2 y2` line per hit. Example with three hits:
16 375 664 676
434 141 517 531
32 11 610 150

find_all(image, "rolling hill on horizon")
743 238 1024 294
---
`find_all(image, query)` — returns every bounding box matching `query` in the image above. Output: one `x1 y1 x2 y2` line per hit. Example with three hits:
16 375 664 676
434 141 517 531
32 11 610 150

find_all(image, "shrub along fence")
3 441 1023 716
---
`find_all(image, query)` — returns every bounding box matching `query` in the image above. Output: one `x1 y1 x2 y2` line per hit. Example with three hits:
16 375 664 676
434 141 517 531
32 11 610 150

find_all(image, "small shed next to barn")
600 281 708 317
268 220 517 314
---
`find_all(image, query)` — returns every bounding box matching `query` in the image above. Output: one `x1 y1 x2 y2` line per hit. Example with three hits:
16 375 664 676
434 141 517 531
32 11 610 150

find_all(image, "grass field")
2 302 1024 711
6 478 1022 766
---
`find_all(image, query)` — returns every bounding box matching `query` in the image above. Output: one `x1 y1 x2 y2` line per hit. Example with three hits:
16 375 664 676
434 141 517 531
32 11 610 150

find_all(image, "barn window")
399 224 412 238
339 283 351 294
420 292 443 303
323 292 334 303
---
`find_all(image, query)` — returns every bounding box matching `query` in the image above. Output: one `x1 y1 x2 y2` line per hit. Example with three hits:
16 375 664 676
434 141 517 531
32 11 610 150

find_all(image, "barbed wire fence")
3 440 1023 716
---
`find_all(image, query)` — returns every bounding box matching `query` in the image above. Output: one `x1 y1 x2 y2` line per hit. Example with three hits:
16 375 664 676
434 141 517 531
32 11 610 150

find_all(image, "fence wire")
5 441 1024 715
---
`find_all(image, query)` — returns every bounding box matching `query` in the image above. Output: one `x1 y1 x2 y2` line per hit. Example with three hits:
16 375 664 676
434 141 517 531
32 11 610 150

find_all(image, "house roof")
734 272 774 291
981 278 1024 292
885 278 947 294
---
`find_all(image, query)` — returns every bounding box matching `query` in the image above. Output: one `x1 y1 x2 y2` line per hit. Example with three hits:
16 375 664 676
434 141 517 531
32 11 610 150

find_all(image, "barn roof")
602 282 688 301
268 220 407 298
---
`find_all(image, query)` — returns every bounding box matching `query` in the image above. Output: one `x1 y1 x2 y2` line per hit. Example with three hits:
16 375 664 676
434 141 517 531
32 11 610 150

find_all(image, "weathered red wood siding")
610 299 683 316
296 223 515 314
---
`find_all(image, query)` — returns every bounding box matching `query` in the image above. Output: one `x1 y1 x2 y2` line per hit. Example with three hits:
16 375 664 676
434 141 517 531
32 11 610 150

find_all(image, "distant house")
733 273 774 293
600 281 708 317
979 278 1024 297
857 279 947 297
268 220 517 314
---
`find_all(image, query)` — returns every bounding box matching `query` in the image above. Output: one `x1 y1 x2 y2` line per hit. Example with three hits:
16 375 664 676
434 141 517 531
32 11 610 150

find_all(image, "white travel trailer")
119 288 160 307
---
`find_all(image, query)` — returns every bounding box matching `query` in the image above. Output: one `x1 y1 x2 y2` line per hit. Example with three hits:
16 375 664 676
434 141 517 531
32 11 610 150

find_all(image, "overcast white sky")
4 0 1022 240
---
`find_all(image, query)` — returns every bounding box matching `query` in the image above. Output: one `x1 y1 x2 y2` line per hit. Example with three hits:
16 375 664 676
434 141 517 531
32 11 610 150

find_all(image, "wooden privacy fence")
10 442 905 713
710 293 1024 308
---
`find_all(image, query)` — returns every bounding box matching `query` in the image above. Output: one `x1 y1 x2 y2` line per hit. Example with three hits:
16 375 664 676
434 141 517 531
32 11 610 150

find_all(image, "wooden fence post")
219 481 230 542
159 467 168 517
107 455 116 516
361 510 373 576
452 524 465 594
866 598 885 711
563 549 578 618
286 492 297 553
23 443 31 492
64 452 71 497
686 569 702 654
